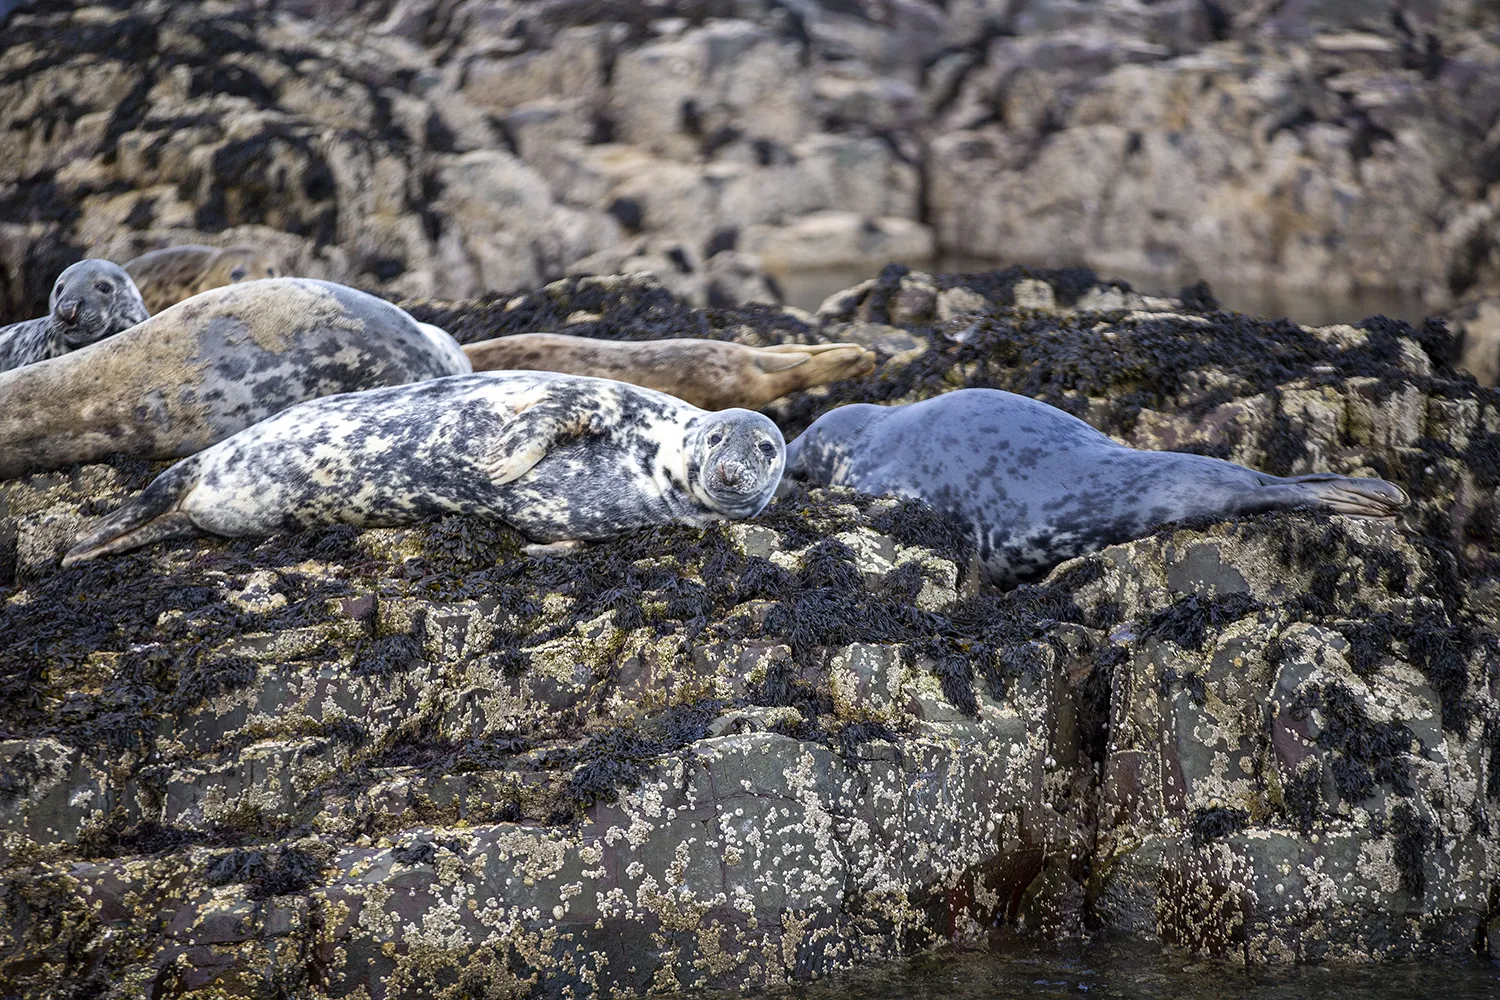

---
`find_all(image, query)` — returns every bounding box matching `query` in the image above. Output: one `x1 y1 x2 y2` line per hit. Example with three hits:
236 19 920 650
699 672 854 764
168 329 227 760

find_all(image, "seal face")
462 333 876 410
0 278 470 479
0 260 148 372
785 388 1409 586
62 372 786 565
123 244 283 314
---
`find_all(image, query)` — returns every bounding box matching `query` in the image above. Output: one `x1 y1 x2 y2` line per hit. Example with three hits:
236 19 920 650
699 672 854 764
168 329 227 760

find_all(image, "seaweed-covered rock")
1 265 1498 996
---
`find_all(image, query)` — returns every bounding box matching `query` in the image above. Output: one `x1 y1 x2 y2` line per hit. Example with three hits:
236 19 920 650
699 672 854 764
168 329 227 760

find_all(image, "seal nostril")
56 300 80 325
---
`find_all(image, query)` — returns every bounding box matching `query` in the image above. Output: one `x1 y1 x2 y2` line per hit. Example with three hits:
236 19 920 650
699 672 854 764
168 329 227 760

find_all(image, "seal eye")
266 267 276 276
94 282 112 294
708 433 723 446
230 266 248 281
758 441 776 457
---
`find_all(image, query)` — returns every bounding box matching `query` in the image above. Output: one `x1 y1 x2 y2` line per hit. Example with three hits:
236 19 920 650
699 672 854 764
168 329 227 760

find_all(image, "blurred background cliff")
2 1 1498 328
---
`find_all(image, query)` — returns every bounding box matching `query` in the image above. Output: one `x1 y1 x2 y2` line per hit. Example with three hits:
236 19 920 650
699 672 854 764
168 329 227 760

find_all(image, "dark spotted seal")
123 244 282 314
0 260 149 372
784 389 1409 586
0 278 469 480
462 333 876 410
63 372 785 565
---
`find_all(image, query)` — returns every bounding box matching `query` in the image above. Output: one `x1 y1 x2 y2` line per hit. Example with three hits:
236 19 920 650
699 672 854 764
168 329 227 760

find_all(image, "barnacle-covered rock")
0 266 1497 996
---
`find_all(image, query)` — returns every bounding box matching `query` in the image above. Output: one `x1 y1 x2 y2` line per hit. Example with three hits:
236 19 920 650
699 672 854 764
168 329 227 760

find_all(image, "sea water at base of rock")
772 939 1500 1000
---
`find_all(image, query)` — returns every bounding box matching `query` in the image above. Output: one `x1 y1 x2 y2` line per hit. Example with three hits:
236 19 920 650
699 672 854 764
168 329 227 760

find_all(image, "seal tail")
1270 473 1410 518
61 460 203 567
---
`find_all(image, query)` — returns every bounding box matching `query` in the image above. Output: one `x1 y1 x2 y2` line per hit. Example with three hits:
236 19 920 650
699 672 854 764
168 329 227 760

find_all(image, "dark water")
773 258 1433 328
757 940 1500 1000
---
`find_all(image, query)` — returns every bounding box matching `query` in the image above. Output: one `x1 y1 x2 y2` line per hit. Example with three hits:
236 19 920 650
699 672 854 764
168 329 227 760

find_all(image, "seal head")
212 246 281 285
123 244 284 314
49 260 149 349
685 409 785 519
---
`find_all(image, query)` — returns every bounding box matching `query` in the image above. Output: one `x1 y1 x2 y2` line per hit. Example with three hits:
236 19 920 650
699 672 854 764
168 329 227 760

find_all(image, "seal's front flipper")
1275 473 1410 518
61 462 202 566
480 396 604 485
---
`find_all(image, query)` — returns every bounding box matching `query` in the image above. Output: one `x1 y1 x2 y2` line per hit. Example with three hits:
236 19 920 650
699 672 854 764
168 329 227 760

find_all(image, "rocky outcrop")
1 267 1497 997
5 2 1500 325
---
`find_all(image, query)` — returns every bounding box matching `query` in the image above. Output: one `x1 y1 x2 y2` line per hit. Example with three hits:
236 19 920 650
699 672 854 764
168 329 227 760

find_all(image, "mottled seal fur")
63 372 785 565
785 389 1410 586
462 333 876 410
0 260 148 372
0 278 470 480
123 244 282 314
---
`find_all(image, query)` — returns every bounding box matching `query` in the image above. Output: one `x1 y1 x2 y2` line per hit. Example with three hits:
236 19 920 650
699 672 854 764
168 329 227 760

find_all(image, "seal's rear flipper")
1278 473 1410 518
755 343 877 382
61 462 202 566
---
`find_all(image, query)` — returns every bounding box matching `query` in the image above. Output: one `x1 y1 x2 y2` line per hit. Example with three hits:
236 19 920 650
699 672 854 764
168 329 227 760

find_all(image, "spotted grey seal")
462 333 876 410
784 389 1409 586
63 372 785 565
0 278 469 480
123 244 282 314
0 260 149 372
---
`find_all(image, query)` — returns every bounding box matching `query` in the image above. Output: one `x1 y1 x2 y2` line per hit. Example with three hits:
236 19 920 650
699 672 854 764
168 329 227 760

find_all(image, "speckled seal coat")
785 388 1409 586
63 372 786 564
0 260 148 372
0 278 470 479
123 244 282 314
462 333 876 410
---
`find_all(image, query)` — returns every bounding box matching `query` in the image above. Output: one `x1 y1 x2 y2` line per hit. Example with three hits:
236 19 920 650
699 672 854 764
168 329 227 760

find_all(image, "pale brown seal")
63 372 785 566
122 244 282 314
460 333 876 411
0 278 470 480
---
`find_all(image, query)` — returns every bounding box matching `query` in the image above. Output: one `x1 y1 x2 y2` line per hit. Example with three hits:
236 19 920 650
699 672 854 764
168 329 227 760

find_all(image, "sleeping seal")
462 333 876 410
123 244 282 314
784 389 1409 586
0 278 470 480
63 372 785 565
0 260 149 372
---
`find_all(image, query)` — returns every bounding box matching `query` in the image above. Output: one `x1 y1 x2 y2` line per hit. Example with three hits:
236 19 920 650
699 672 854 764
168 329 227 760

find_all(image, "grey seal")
0 278 470 480
784 389 1410 586
0 260 149 372
123 244 283 314
462 333 876 410
63 372 785 565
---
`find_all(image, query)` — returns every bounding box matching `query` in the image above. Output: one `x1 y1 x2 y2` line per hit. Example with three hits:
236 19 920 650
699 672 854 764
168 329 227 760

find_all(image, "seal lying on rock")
63 372 785 565
0 260 149 372
123 244 282 314
0 278 470 480
462 333 875 410
784 388 1409 586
